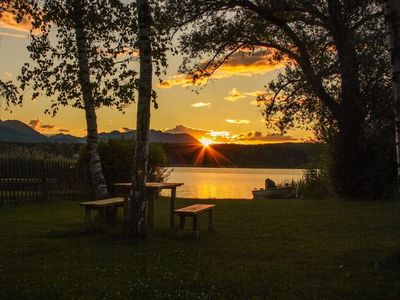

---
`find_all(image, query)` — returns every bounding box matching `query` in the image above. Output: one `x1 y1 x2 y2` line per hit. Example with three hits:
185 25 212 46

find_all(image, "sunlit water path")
161 167 303 199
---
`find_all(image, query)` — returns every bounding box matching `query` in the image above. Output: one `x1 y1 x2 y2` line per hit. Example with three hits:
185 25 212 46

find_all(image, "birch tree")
14 0 138 199
128 0 153 236
385 0 400 192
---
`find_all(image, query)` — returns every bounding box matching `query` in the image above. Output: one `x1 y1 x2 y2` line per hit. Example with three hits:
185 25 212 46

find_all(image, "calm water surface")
161 167 303 199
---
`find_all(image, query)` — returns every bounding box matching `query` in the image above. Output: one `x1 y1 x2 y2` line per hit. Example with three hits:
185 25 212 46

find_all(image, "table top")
114 182 184 189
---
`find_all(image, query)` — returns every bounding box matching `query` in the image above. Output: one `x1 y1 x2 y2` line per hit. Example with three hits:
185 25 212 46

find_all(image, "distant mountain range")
0 120 200 144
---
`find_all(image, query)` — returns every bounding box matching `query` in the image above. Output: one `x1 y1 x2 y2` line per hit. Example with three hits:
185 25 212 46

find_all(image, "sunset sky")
0 11 313 144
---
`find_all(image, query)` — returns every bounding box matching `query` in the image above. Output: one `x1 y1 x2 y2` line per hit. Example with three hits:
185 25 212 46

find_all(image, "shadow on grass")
379 251 400 274
44 224 106 239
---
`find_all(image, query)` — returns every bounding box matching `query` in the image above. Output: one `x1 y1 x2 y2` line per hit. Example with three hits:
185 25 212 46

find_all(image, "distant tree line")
162 143 320 169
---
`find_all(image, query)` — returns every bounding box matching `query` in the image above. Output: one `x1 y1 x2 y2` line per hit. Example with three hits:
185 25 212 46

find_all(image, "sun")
199 137 213 147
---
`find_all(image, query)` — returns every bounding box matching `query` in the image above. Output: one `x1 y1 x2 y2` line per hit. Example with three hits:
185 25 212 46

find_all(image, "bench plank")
174 204 215 238
174 204 215 215
80 197 124 224
80 197 124 208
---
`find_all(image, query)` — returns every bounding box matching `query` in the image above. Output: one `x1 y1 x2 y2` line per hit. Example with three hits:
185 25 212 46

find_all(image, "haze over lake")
162 167 304 199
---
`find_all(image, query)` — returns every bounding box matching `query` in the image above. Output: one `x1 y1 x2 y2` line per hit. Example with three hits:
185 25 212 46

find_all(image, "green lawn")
1 197 399 299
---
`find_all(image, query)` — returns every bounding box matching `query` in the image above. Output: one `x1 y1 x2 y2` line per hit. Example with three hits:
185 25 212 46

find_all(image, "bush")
295 168 333 199
294 144 334 199
78 139 170 193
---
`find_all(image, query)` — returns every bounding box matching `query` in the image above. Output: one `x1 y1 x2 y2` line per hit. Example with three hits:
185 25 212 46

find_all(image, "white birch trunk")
128 0 152 236
71 0 109 199
385 0 400 192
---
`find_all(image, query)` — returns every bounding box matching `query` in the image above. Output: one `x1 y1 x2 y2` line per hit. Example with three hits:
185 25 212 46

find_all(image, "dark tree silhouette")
165 0 392 198
385 0 400 192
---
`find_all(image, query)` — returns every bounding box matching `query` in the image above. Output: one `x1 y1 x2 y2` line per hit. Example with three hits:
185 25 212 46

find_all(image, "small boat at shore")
252 186 296 199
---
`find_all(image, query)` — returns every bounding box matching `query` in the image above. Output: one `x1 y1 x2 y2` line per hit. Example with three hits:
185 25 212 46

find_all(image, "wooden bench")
80 197 124 223
173 204 215 238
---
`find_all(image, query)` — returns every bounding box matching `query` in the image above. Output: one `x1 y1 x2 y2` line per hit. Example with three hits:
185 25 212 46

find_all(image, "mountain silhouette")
164 124 207 139
0 120 48 142
0 120 200 144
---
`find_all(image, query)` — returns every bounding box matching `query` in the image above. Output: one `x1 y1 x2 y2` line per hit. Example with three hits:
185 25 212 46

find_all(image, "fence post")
41 158 48 201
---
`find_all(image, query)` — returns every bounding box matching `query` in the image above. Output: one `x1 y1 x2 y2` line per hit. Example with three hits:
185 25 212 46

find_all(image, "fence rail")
0 157 91 204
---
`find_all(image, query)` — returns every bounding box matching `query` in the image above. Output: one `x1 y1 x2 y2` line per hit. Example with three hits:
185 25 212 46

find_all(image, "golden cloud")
158 48 286 89
191 102 211 108
28 119 64 134
0 7 35 33
58 128 70 133
225 119 251 124
0 31 27 38
224 88 247 102
158 74 208 89
163 124 299 144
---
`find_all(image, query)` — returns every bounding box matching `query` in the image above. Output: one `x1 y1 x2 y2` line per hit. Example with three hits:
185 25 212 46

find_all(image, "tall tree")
14 0 138 199
166 0 393 198
128 0 153 236
385 0 400 192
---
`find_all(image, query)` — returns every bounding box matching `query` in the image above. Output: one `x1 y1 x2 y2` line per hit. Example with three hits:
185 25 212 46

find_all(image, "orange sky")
0 10 313 144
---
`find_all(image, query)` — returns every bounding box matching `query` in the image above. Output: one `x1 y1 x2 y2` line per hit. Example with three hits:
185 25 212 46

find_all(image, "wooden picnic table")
113 182 184 229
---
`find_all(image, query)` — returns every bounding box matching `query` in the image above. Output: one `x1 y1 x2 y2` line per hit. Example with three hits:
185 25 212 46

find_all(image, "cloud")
29 119 56 131
225 119 251 124
120 127 133 132
58 129 70 133
28 119 40 128
0 9 32 33
158 74 206 89
163 124 298 144
158 48 286 89
224 88 247 102
1 72 12 80
164 124 209 139
244 90 265 97
191 102 211 108
240 132 297 143
0 31 27 38
40 124 55 129
250 100 259 106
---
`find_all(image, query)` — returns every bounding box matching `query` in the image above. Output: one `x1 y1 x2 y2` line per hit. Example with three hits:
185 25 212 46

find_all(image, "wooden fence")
0 157 91 204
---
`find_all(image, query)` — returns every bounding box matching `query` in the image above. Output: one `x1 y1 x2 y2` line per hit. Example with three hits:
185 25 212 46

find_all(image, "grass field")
1 197 399 299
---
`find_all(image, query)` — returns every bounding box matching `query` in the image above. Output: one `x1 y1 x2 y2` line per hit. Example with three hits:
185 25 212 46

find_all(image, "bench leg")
170 187 176 228
123 196 129 221
147 190 155 229
105 206 118 224
192 215 199 238
98 207 106 224
178 215 185 238
208 209 214 232
84 207 91 223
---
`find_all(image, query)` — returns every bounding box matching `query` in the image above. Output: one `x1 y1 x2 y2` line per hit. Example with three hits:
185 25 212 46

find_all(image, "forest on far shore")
0 141 320 169
162 143 320 168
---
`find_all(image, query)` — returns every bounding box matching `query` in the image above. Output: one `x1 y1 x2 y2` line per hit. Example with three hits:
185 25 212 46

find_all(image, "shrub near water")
295 168 333 199
78 140 170 193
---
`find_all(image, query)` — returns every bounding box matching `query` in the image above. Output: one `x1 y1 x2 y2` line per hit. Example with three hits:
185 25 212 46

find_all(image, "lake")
161 167 304 199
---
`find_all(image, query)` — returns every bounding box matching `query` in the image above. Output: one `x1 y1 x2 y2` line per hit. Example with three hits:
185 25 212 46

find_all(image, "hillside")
0 120 199 144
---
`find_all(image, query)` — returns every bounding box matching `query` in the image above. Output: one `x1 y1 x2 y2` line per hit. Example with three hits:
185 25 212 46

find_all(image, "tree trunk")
128 0 152 236
385 0 400 192
327 1 369 198
332 109 367 198
71 0 109 199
